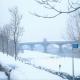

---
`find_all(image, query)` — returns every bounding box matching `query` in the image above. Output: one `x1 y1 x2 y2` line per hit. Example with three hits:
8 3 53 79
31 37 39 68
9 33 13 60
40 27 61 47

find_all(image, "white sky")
0 0 68 42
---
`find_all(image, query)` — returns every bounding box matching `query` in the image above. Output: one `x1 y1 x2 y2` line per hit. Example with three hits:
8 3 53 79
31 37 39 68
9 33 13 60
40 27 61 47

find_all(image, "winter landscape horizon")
0 0 80 80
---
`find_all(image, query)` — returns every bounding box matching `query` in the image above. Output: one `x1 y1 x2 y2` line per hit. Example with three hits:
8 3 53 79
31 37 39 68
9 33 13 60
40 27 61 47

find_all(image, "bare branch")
68 0 76 9
34 0 80 18
30 12 61 18
41 0 80 13
35 0 46 4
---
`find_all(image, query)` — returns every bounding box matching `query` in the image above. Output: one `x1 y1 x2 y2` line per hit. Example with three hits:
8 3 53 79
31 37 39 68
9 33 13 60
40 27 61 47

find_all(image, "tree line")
0 7 23 60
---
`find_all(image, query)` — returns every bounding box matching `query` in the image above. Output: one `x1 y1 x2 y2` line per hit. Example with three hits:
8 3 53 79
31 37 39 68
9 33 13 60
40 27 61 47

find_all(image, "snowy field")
0 52 67 80
18 50 80 76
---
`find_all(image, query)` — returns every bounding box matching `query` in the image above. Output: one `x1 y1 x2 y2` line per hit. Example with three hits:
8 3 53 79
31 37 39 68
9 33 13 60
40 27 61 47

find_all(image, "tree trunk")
14 35 17 60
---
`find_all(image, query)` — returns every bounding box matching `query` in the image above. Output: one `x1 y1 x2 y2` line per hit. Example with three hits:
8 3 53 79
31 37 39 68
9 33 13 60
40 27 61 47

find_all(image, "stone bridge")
18 39 80 53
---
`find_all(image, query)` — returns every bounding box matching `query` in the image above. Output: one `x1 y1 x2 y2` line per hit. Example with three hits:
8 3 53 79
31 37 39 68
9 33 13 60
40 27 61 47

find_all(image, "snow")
18 50 80 76
11 65 64 80
0 52 66 80
0 72 7 80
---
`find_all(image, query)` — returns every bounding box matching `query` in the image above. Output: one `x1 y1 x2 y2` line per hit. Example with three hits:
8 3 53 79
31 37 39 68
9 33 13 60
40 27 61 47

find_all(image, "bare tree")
0 25 11 54
0 28 5 54
9 7 23 60
3 24 11 55
67 10 80 41
32 0 80 18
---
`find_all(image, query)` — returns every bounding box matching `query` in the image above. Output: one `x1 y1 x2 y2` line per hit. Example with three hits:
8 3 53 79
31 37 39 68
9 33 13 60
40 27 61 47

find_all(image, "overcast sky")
0 0 68 42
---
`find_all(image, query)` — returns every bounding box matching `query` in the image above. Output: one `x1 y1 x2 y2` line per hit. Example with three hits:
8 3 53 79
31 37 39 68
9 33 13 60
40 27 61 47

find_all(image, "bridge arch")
18 39 78 53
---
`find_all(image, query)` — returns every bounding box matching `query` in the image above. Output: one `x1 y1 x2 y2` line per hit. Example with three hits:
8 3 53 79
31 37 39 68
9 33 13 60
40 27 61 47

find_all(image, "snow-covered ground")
0 52 67 80
18 50 80 76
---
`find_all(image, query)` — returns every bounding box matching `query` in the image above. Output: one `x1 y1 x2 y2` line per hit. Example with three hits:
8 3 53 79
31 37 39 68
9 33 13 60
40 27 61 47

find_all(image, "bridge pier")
18 45 24 53
29 44 34 51
42 39 48 53
58 44 63 53
43 45 48 53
